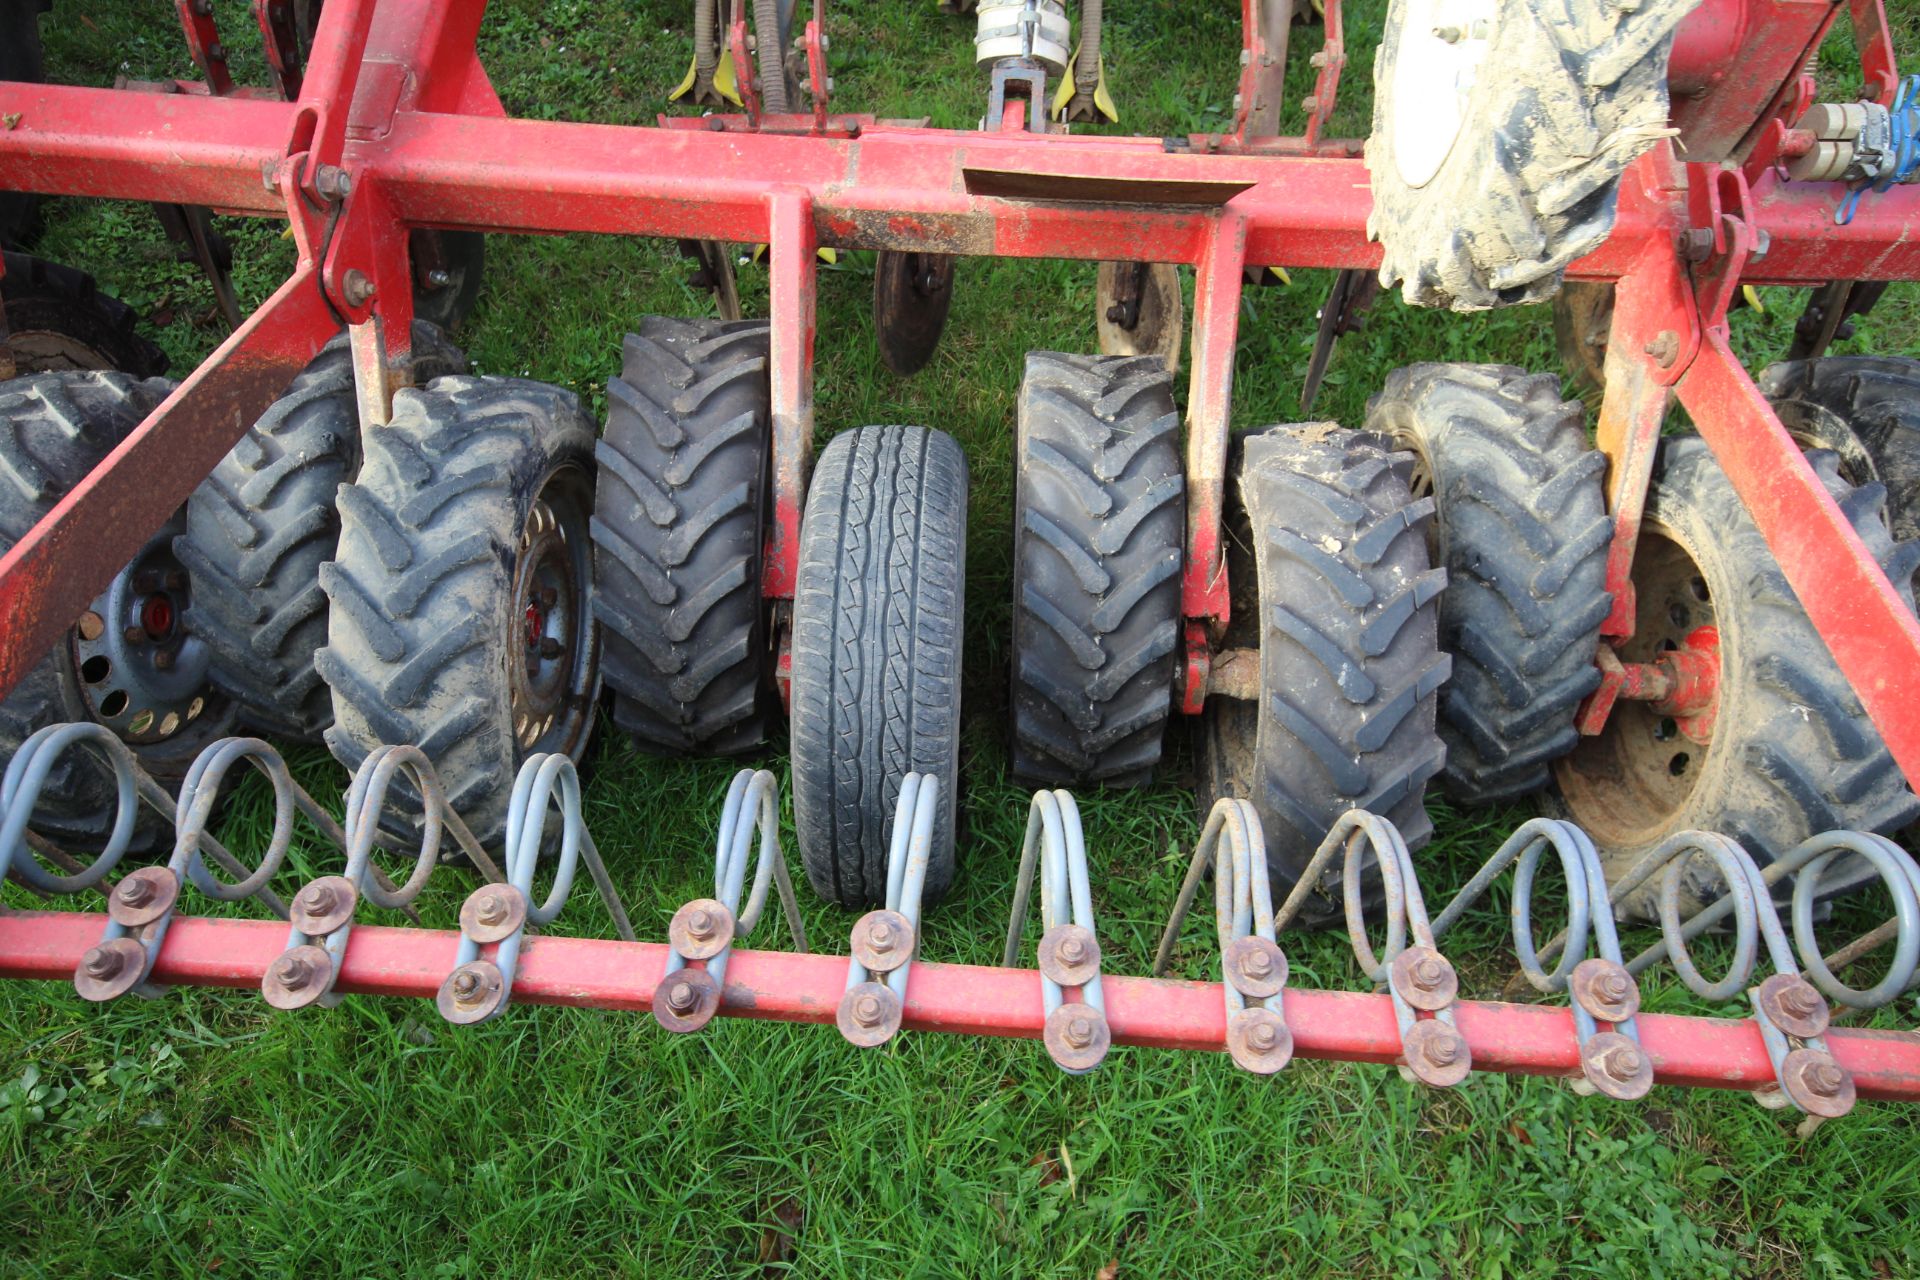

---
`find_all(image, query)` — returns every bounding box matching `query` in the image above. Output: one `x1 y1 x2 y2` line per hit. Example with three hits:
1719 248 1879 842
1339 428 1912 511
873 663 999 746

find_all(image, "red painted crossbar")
4 910 1917 1101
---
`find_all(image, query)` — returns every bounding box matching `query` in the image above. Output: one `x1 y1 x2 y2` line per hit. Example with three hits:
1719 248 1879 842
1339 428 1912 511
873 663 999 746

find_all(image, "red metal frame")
3 0 1920 1062
3 909 1917 1099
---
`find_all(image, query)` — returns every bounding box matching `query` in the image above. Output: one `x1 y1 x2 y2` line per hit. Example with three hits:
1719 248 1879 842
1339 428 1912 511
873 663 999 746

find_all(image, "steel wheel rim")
509 461 595 756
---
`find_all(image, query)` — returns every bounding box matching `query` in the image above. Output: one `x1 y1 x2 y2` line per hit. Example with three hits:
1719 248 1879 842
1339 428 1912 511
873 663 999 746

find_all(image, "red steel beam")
1 909 1917 1100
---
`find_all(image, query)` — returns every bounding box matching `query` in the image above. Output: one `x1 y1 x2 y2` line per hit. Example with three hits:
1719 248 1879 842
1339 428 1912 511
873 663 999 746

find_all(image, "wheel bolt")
1064 1015 1095 1049
117 878 153 908
82 947 121 980
853 992 884 1028
666 979 698 1014
477 892 507 927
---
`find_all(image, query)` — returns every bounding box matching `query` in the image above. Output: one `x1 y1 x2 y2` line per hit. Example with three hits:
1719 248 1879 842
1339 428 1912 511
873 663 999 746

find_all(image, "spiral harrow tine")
1154 799 1292 1075
1003 789 1109 1073
654 768 808 1033
838 773 939 1048
1428 819 1652 1100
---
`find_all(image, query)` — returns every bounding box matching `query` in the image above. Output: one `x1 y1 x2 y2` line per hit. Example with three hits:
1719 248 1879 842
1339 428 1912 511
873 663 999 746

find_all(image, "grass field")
5 2 1920 1276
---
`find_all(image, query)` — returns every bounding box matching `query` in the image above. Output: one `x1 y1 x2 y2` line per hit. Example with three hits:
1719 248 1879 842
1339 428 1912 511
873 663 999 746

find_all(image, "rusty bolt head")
1224 936 1287 999
117 878 153 908
451 970 481 1001
1758 973 1830 1040
850 910 914 974
1412 957 1444 990
438 960 508 1026
83 946 121 980
1570 958 1640 1023
1057 935 1087 967
1604 1043 1644 1080
1043 1002 1110 1073
292 875 359 937
1581 1030 1654 1100
1781 1047 1856 1119
1681 227 1715 262
864 918 896 953
1402 1019 1472 1087
1063 1014 1096 1049
1226 1007 1293 1075
301 883 337 915
341 269 376 308
666 978 699 1014
1244 947 1273 978
668 899 733 960
836 981 902 1047
1390 946 1457 1012
1804 1060 1845 1098
262 945 337 1010
75 937 148 1002
477 892 508 927
1644 330 1681 369
1038 924 1102 988
651 965 721 1034
273 954 310 987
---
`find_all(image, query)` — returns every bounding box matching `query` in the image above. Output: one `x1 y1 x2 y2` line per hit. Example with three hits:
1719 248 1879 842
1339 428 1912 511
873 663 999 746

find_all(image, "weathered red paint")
763 192 817 603
2 910 1916 1099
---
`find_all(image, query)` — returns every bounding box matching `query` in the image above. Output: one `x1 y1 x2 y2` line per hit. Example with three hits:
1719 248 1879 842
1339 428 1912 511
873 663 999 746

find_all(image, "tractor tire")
1553 439 1920 898
1760 356 1920 543
174 322 466 742
1366 0 1695 310
591 317 772 755
790 425 967 906
1368 364 1611 804
2 251 169 377
319 377 599 846
1009 352 1183 786
0 371 229 846
1220 424 1450 908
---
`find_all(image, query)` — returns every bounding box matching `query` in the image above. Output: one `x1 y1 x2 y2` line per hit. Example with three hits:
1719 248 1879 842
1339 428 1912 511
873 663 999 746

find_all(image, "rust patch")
820 206 993 255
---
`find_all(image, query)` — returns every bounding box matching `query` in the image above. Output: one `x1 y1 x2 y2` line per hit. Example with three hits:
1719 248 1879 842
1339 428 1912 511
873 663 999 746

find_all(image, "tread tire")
790 425 968 906
2 251 168 377
1366 0 1695 310
1367 363 1612 804
0 371 182 845
1236 425 1451 902
1553 439 1920 897
175 322 466 741
1760 356 1920 542
591 317 772 755
1010 351 1184 786
318 376 599 846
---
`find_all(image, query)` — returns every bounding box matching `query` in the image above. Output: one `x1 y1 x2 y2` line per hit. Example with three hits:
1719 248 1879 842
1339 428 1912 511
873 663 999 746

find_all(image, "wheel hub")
1390 0 1497 190
70 527 214 745
508 468 594 755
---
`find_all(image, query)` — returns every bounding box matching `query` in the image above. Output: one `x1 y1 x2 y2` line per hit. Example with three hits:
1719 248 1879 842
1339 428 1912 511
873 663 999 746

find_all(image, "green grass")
5 2 1920 1276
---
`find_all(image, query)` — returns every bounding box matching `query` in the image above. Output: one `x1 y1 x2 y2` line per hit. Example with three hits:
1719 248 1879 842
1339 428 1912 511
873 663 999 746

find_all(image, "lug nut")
477 892 507 927
1064 1015 1095 1049
853 992 885 1028
117 878 153 908
82 947 122 980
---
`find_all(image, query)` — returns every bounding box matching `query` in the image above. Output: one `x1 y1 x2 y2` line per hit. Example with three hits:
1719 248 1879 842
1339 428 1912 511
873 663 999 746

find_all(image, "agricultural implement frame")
2 0 1920 1105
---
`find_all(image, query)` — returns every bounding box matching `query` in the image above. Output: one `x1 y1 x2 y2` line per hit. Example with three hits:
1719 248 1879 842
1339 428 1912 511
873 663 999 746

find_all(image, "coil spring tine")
654 769 805 1033
838 773 939 1047
1004 790 1107 1073
1774 831 1920 1010
2 723 139 896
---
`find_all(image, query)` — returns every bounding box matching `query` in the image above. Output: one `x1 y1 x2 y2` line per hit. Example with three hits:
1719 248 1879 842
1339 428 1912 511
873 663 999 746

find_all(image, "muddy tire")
1760 356 1920 543
175 323 465 742
1010 352 1183 786
0 371 222 846
790 425 967 906
2 251 168 377
1226 425 1450 908
1554 440 1920 897
1366 0 1694 310
591 317 772 755
319 377 599 845
1368 364 1611 804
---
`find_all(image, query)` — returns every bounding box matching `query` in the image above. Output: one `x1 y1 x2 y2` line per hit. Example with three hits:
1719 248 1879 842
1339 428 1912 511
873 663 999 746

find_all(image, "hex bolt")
82 947 122 980
687 907 715 940
1064 1015 1095 1050
314 166 352 201
1780 984 1819 1019
300 883 336 915
426 268 452 289
1300 95 1320 114
1423 1031 1461 1069
1805 1061 1846 1098
1599 971 1630 1004
117 878 153 908
341 269 376 308
853 992 885 1028
1243 947 1273 978
122 624 148 646
1057 935 1086 967
476 892 508 928
1603 1043 1644 1081
1680 227 1715 262
273 955 309 988
865 919 896 954
1247 1021 1279 1053
1411 956 1445 991
666 979 699 1014
1644 330 1680 368
451 970 482 1002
